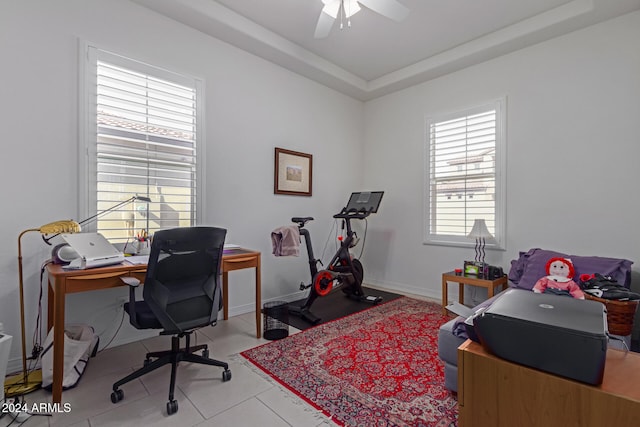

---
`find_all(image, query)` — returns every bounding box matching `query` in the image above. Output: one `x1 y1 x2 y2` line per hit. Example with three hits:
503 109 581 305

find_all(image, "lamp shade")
467 219 495 242
39 220 81 235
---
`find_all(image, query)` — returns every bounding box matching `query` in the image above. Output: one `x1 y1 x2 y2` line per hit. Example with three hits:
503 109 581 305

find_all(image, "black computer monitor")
344 191 384 214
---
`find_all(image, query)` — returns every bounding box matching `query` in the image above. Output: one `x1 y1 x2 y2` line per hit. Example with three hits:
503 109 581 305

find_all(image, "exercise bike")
288 192 384 325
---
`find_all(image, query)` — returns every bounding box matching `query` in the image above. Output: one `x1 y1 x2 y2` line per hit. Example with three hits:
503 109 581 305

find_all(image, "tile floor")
1 313 333 427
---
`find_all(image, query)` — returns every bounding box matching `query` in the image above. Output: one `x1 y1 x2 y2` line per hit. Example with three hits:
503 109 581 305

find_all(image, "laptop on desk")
61 232 125 270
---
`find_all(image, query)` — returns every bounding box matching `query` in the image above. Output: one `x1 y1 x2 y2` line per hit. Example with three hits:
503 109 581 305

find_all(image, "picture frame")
274 147 313 196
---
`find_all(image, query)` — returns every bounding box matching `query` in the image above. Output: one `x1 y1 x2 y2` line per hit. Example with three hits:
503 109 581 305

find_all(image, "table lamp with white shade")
467 219 495 277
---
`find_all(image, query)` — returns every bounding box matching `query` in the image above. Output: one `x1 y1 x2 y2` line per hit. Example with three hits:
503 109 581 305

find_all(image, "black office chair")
110 227 232 415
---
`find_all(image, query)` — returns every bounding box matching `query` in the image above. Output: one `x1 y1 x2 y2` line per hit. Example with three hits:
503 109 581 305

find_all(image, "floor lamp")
5 196 151 397
4 220 81 398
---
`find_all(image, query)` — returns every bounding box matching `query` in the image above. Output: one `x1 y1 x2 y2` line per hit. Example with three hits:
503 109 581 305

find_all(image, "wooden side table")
441 271 507 315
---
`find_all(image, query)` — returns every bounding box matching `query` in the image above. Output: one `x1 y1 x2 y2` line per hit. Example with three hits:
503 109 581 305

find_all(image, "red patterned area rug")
241 297 457 426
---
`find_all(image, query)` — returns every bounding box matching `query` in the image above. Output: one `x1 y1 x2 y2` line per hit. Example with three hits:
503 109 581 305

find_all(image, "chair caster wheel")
202 348 209 359
111 389 124 404
222 369 232 382
167 399 178 415
143 358 151 367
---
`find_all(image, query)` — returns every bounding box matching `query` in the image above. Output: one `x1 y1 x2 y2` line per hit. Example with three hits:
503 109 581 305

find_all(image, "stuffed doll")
532 257 585 299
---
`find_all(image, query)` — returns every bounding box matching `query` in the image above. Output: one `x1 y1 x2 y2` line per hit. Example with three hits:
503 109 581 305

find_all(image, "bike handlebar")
333 208 372 220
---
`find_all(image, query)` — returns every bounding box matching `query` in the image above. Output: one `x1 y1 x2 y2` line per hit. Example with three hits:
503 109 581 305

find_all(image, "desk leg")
222 272 229 321
52 278 65 404
488 284 495 299
47 278 54 332
459 283 465 305
441 276 448 315
255 256 261 339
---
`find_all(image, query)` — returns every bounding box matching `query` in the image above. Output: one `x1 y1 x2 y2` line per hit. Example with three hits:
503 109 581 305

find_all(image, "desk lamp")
467 219 495 266
42 195 152 245
45 195 151 262
4 220 81 397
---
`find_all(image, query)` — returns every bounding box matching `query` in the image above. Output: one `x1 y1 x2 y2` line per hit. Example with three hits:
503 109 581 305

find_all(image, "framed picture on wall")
274 147 312 196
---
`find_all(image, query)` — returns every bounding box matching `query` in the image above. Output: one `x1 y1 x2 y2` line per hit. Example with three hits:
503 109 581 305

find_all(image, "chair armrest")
119 277 141 326
120 277 140 287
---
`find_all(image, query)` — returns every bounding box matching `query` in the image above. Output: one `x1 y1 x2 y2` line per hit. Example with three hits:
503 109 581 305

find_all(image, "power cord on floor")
96 306 126 354
1 395 38 425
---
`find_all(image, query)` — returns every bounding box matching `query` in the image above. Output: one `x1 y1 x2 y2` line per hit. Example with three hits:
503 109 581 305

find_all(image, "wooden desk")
46 248 261 404
441 271 507 316
458 340 640 426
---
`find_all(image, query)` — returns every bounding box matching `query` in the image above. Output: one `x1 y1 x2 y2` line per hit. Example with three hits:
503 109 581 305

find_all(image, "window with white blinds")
82 46 203 243
424 99 505 248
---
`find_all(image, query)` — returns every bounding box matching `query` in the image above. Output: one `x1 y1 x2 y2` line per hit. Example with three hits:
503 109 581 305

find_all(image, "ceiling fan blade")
314 9 336 38
357 0 409 22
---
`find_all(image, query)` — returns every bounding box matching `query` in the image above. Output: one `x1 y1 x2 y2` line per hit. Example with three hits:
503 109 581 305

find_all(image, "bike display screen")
344 191 384 214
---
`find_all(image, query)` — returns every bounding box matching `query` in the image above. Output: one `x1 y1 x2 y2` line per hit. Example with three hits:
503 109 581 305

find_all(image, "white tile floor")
1 313 333 427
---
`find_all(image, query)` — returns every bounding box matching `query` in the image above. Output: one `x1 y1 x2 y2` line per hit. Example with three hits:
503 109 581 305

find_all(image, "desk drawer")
223 256 257 272
65 271 129 293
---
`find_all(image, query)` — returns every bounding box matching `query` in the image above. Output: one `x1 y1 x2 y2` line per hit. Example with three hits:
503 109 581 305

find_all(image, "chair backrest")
143 226 227 334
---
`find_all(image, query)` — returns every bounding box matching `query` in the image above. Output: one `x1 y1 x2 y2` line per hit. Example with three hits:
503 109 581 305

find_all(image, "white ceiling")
132 0 640 100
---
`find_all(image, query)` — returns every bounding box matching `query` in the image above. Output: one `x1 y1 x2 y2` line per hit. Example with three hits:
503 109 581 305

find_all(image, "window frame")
423 98 506 250
79 42 205 238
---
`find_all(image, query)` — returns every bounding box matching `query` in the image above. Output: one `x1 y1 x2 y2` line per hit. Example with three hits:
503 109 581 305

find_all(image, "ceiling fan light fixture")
315 0 408 39
322 0 361 20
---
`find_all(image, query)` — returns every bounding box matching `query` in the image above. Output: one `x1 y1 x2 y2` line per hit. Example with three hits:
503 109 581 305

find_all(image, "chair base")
110 332 231 415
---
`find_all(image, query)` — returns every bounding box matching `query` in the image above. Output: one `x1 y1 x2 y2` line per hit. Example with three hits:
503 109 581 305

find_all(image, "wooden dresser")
457 340 640 426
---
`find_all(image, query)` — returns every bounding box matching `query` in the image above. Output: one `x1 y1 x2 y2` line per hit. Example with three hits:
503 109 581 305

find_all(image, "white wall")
0 0 364 367
362 11 640 303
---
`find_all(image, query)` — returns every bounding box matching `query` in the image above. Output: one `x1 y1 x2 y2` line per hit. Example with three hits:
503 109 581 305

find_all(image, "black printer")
472 289 608 385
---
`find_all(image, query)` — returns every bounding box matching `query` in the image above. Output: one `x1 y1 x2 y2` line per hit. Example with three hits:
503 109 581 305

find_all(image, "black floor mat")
267 287 403 331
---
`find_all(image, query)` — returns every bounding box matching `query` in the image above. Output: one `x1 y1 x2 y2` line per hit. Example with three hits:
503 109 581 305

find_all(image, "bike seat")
291 216 314 226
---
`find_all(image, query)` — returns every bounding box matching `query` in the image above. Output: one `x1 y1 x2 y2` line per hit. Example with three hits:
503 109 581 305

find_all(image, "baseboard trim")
226 290 308 318
365 279 442 302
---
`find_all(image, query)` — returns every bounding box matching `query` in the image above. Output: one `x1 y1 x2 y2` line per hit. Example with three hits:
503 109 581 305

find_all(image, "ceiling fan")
314 0 410 38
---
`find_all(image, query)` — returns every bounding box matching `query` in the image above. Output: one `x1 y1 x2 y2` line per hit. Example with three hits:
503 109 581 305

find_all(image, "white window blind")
424 100 505 248
83 47 202 243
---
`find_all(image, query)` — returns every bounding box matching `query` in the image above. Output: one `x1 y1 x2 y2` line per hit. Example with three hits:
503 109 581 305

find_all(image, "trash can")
262 301 289 340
